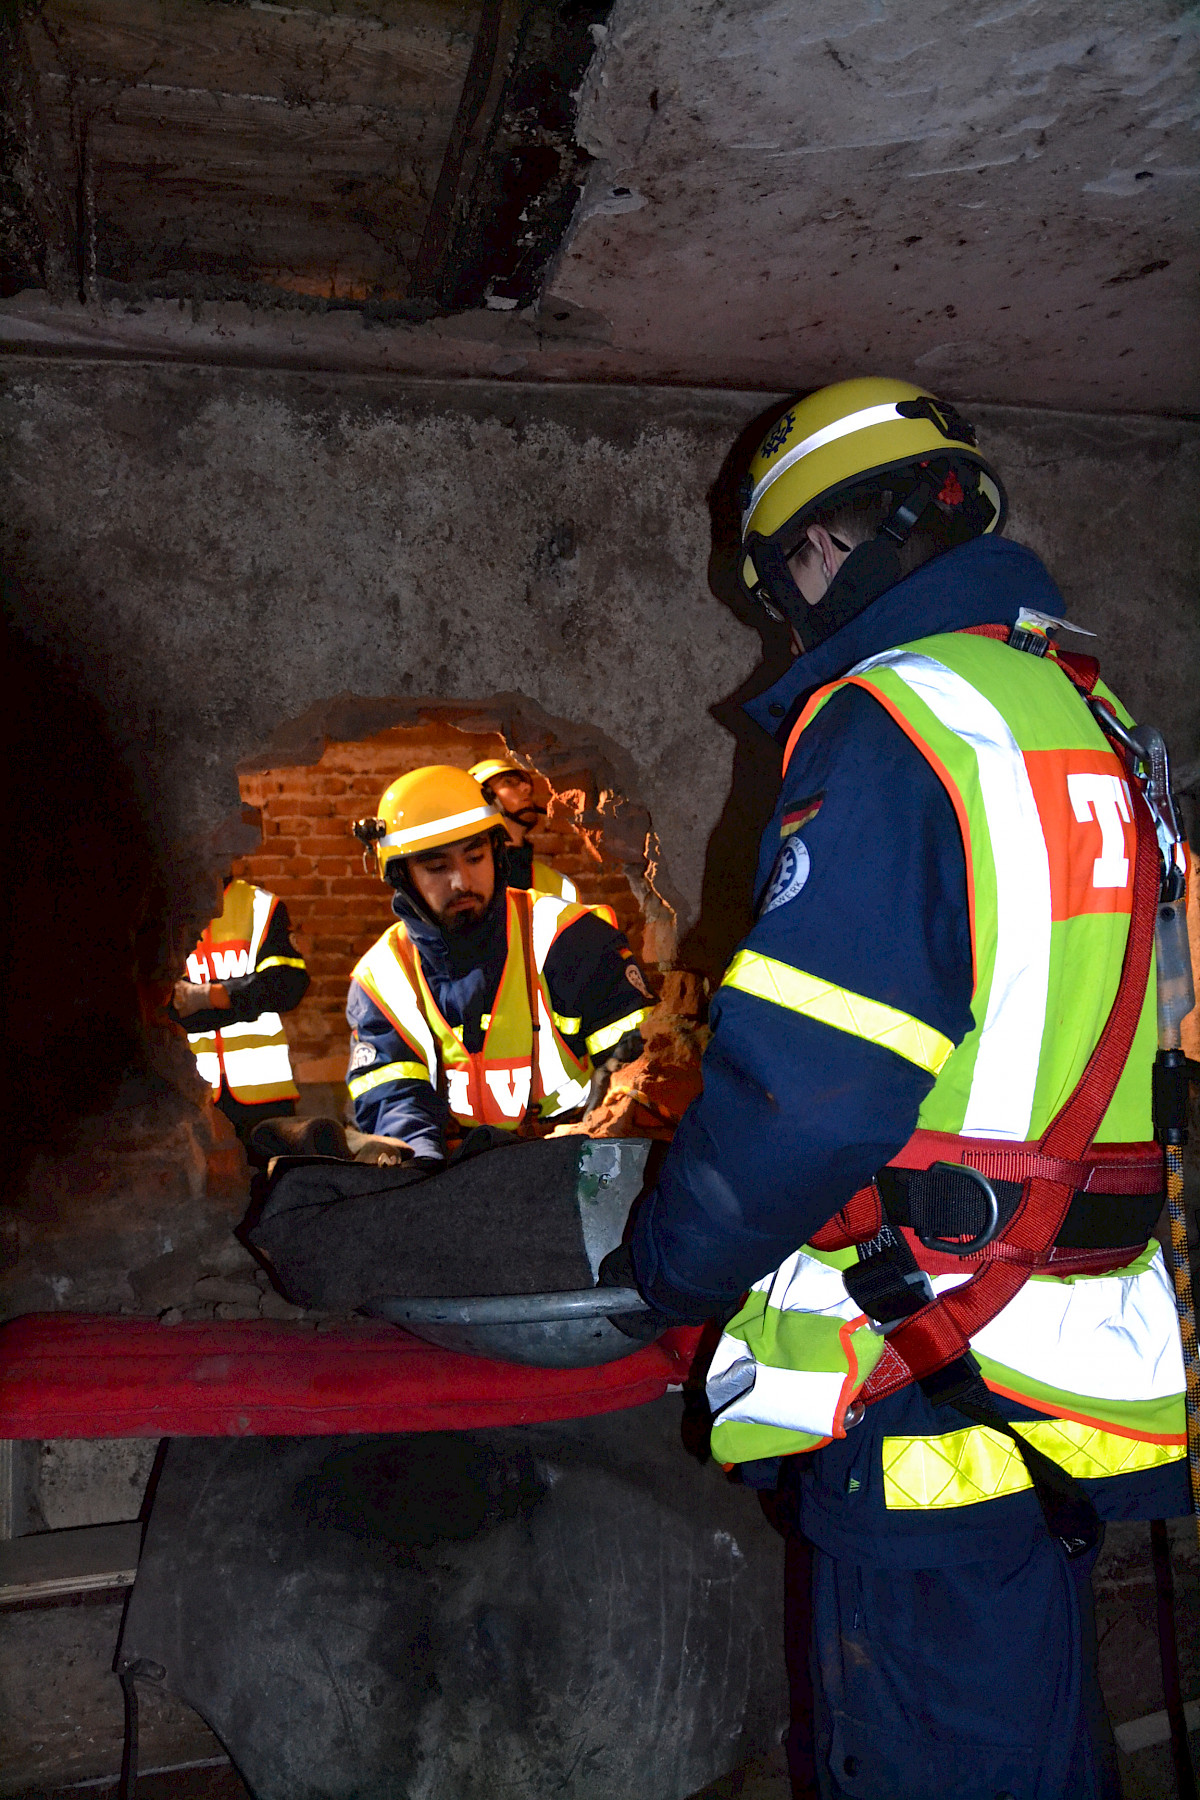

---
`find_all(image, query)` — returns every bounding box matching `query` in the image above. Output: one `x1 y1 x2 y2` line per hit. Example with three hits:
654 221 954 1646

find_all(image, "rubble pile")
557 971 709 1141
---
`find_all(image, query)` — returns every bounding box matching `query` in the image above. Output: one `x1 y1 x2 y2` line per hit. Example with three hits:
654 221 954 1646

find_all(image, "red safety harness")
807 638 1163 1548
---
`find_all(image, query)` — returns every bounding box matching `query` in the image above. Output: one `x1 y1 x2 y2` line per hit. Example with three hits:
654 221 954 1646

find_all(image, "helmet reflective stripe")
379 802 498 852
469 757 524 786
741 402 908 536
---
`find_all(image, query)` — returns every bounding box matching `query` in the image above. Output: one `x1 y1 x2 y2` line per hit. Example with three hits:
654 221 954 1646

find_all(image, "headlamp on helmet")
358 766 504 884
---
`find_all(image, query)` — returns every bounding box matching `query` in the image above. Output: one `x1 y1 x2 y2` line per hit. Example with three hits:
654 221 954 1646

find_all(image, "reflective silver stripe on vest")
849 648 1052 1140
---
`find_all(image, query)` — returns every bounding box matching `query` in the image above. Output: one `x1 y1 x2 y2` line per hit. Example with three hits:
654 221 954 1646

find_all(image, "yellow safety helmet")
468 756 529 793
353 765 502 882
740 377 1006 645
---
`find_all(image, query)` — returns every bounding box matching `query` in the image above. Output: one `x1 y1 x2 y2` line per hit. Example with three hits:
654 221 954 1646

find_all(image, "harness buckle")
915 1162 1001 1256
868 1269 936 1336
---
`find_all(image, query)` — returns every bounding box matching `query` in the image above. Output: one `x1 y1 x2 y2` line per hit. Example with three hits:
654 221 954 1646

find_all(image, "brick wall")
232 722 646 1086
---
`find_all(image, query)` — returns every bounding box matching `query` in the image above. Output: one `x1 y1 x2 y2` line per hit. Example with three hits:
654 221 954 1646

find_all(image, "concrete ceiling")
1 0 1196 412
551 0 1200 409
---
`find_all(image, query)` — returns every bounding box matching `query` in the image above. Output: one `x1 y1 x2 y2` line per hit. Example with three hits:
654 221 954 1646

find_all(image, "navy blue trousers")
784 1531 1120 1800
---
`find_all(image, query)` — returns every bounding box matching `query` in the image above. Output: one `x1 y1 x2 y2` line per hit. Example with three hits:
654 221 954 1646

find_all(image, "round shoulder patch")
759 838 811 917
348 1037 378 1073
625 961 653 1001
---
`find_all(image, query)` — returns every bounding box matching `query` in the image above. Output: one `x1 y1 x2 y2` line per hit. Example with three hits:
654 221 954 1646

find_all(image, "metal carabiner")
1087 704 1188 902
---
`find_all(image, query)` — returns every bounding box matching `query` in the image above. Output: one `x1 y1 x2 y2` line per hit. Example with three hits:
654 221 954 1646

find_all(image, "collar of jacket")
390 883 510 1033
742 536 1067 744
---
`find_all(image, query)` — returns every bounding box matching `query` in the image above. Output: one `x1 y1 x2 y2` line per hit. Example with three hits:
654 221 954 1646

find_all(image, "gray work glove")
597 1243 671 1343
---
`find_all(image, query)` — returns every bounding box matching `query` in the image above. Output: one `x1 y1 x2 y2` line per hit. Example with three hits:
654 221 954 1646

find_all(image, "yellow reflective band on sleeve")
883 1420 1184 1511
552 1012 583 1036
256 955 308 971
722 950 954 1076
347 1060 430 1099
213 1031 290 1053
585 1007 652 1058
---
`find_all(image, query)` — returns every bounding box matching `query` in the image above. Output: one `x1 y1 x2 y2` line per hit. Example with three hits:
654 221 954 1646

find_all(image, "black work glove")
448 1125 519 1165
597 1242 672 1342
608 1028 644 1067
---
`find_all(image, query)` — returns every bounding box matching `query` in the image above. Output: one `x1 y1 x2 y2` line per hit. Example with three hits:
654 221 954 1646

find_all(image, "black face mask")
745 532 905 651
791 536 905 651
744 457 994 653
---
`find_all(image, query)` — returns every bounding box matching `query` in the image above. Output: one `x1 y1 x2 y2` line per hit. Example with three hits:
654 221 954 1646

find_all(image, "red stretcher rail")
0 1314 704 1439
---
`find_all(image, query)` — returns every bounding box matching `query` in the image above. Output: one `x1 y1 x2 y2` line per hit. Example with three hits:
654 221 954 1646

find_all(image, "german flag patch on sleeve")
780 794 824 840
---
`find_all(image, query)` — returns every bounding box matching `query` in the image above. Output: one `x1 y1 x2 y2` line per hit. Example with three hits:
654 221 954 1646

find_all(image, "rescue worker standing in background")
173 876 309 1142
469 755 578 900
609 380 1188 1799
346 766 653 1162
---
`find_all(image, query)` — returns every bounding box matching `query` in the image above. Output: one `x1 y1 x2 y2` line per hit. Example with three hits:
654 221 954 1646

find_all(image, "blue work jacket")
630 534 1187 1560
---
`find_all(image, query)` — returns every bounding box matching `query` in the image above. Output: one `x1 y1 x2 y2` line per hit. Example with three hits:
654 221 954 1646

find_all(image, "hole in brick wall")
231 712 677 1110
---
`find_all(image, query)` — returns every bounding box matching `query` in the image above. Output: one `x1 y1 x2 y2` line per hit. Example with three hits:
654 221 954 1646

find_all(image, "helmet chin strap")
791 536 904 651
389 832 511 931
758 466 944 653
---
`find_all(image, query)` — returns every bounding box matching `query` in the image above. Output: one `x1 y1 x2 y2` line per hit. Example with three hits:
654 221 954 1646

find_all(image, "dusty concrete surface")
36 1440 159 1532
2 363 1197 961
0 1025 255 1324
550 0 1200 411
6 0 475 305
0 1601 225 1796
2 0 1195 410
2 1518 1194 1795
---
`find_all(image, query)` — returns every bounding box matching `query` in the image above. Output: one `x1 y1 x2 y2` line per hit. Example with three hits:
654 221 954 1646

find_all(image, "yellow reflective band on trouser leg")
347 1060 431 1099
721 950 954 1076
882 1420 1186 1511
585 1007 653 1058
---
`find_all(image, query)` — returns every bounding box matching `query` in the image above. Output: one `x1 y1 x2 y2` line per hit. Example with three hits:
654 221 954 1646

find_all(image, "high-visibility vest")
351 889 642 1130
186 882 300 1106
530 858 578 903
707 630 1185 1507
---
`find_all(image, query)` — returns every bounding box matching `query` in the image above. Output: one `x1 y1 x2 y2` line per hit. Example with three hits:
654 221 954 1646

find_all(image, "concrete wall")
1 361 1197 972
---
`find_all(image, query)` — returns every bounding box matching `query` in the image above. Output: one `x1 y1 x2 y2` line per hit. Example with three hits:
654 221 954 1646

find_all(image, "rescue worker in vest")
346 766 654 1162
469 755 578 900
173 877 309 1141
605 380 1188 1799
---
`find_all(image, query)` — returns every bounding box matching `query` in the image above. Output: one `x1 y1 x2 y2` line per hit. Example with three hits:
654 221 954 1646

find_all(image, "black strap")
841 1223 932 1329
843 1201 1101 1558
118 1668 139 1800
118 1657 166 1800
920 1360 1100 1557
877 1165 1160 1253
